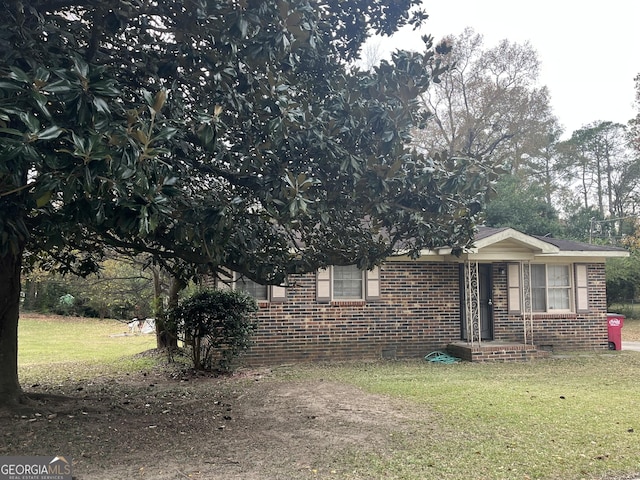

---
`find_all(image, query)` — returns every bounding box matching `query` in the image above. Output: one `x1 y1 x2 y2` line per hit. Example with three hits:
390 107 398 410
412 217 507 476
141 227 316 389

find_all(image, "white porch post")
465 260 481 346
521 261 534 345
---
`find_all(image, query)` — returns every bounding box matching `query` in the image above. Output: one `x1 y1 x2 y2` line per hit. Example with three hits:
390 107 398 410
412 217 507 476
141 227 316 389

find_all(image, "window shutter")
216 269 234 291
508 263 521 313
366 266 381 300
270 284 287 302
316 268 331 303
575 264 589 312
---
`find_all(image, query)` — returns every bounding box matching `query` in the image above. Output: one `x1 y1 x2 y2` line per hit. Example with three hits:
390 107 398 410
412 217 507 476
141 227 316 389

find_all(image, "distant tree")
22 253 155 319
629 73 640 152
361 40 385 71
524 125 565 206
557 121 634 226
80 255 155 319
606 255 640 306
484 175 561 237
562 206 607 243
0 1 493 406
606 220 640 306
414 28 558 174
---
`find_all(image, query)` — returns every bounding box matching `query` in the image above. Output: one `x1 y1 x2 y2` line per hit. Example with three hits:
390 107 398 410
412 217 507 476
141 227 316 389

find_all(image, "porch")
447 341 551 362
458 258 544 362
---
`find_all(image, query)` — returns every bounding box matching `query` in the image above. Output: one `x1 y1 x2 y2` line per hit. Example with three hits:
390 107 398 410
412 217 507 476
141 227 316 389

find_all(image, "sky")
371 1 640 138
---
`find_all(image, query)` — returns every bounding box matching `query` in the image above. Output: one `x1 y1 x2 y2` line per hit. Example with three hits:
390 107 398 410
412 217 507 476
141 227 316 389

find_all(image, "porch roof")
413 226 629 262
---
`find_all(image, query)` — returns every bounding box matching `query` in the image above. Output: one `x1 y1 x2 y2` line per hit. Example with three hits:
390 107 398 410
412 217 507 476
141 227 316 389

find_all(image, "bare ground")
0 361 429 480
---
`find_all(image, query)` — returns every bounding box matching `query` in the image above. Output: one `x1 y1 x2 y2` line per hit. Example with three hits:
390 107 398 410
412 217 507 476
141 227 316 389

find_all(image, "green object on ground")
424 351 460 364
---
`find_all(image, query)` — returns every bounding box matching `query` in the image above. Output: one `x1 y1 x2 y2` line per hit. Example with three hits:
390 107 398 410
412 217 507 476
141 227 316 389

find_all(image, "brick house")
226 227 628 363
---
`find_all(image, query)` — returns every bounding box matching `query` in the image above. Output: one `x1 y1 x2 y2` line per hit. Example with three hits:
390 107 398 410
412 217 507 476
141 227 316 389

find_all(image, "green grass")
18 314 157 384
15 315 640 479
279 357 640 480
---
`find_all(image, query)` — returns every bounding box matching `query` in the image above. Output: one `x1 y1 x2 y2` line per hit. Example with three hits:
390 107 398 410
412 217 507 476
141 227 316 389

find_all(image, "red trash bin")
607 313 624 350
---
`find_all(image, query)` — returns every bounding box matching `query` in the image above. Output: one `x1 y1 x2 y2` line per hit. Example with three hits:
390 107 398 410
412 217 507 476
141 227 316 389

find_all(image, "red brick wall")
244 261 609 365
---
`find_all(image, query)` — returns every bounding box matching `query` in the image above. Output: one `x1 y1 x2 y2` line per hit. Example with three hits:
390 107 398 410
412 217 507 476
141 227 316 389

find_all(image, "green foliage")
22 257 155 319
556 121 633 222
562 206 605 242
0 0 495 402
0 0 492 283
169 289 258 372
606 253 640 306
606 220 640 307
484 175 561 236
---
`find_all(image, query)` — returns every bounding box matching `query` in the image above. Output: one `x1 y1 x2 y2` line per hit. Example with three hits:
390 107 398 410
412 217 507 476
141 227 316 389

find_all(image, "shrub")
169 289 258 372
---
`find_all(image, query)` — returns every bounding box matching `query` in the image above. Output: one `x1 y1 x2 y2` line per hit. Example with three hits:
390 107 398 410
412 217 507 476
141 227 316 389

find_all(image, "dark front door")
478 264 494 340
460 263 494 341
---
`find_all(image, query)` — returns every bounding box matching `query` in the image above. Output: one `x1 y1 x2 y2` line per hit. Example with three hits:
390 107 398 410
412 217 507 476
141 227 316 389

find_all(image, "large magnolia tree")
0 0 493 406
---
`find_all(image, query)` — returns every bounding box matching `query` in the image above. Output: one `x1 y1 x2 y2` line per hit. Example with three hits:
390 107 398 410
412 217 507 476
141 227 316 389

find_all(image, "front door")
460 263 494 341
478 264 494 340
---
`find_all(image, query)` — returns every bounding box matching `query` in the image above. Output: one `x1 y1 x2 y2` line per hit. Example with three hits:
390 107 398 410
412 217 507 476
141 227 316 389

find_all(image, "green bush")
168 289 258 372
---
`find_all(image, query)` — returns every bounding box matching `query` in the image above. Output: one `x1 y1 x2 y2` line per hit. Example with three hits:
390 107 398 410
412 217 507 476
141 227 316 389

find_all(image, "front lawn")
18 313 157 383
9 314 640 479
294 356 640 479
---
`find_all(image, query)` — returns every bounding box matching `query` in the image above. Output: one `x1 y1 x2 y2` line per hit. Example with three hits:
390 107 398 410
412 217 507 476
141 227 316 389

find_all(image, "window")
316 265 380 302
531 264 571 312
236 277 268 301
333 265 364 299
215 270 287 303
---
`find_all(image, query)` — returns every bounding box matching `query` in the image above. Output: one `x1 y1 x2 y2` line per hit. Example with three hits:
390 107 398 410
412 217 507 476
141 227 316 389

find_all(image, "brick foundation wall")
447 342 548 362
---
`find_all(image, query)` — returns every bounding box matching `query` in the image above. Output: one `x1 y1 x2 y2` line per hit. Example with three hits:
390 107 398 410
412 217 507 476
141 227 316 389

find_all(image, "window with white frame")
332 265 364 299
316 265 380 302
531 264 571 312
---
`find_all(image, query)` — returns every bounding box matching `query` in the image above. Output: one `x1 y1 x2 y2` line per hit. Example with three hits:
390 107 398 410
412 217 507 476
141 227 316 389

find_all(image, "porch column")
464 260 481 345
521 261 534 345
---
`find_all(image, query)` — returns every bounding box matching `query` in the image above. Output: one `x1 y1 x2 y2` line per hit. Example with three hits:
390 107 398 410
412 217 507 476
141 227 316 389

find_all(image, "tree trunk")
152 268 164 348
155 274 183 350
23 279 37 311
0 250 25 407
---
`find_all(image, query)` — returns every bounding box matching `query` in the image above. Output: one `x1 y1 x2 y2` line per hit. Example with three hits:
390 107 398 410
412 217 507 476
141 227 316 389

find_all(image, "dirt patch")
0 366 429 479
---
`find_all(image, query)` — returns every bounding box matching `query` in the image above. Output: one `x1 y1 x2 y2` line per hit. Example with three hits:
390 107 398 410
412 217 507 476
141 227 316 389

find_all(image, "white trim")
317 268 331 302
473 228 560 253
416 228 627 262
531 263 573 314
332 265 366 300
316 266 381 302
575 264 589 312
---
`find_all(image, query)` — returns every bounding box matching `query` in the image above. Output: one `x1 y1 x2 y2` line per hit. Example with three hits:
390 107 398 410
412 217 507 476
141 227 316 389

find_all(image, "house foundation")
447 341 550 362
